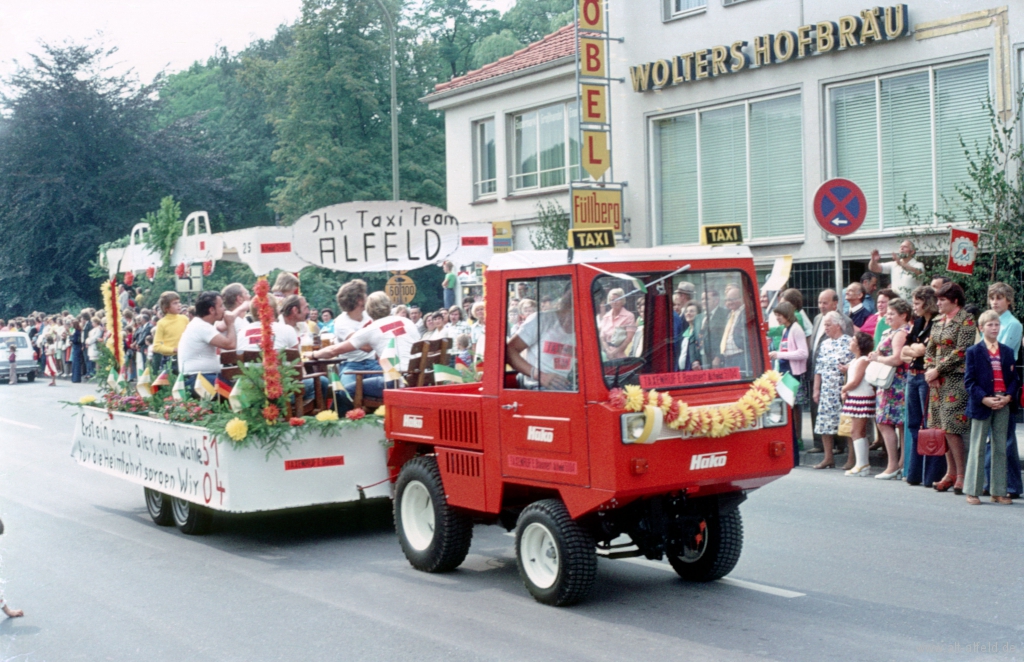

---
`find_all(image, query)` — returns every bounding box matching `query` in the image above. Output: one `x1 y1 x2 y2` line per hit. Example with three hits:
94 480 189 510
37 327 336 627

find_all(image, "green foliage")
470 30 523 69
502 0 573 44
530 200 571 251
0 43 226 314
900 94 1024 305
143 196 184 267
417 0 503 78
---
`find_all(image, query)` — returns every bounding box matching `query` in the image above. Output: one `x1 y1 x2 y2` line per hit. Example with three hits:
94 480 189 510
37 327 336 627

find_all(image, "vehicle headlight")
762 398 788 428
621 406 663 444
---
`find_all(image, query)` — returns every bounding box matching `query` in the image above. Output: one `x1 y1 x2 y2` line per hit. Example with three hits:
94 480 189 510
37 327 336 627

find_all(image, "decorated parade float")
71 202 494 535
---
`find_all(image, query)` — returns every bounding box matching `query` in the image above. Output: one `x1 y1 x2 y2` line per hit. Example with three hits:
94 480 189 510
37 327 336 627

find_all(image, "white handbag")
865 360 896 389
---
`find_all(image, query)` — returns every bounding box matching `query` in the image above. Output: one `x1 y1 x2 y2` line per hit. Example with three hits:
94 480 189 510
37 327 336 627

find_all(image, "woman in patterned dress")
868 298 913 479
812 312 854 470
924 283 975 494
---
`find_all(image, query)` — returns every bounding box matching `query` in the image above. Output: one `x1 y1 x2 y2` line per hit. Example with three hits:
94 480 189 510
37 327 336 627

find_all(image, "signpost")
385 271 417 304
813 178 867 295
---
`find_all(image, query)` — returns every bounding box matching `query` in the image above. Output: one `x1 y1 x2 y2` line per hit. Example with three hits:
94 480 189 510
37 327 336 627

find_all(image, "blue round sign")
813 178 867 236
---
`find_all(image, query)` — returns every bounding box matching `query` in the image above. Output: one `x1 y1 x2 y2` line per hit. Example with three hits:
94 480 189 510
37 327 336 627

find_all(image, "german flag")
214 377 233 399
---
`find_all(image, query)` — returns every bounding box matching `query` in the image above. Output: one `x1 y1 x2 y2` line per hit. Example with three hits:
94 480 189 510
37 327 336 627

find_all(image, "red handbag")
917 428 947 456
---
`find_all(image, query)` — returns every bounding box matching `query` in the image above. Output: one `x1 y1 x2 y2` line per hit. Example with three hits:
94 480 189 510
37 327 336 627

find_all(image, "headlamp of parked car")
761 398 788 428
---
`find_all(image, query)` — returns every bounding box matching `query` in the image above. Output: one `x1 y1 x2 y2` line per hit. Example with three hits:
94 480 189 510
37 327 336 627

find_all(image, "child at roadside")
963 310 1019 505
151 292 188 374
840 332 876 476
455 333 473 365
8 343 16 385
0 516 24 618
43 336 58 386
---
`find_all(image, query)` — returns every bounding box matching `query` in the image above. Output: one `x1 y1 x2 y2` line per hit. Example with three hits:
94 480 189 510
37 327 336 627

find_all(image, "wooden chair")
284 348 328 417
349 338 453 410
219 350 241 382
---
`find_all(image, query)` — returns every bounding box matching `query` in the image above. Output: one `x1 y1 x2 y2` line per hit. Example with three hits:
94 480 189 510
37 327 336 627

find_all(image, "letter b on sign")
579 0 604 31
580 38 606 78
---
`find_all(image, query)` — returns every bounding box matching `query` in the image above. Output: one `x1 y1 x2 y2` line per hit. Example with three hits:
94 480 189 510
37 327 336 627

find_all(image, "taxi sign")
569 228 616 250
701 223 743 246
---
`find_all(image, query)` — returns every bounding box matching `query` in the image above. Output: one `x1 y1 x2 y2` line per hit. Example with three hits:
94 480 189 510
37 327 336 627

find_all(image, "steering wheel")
603 356 645 385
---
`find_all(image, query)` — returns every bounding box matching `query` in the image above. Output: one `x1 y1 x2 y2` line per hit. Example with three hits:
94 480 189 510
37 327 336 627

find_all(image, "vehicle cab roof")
486 245 753 272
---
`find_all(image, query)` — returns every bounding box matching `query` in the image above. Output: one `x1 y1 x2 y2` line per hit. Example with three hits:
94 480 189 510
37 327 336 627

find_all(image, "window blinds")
880 71 932 227
658 115 699 245
935 61 990 216
830 82 879 230
750 95 803 239
700 105 748 227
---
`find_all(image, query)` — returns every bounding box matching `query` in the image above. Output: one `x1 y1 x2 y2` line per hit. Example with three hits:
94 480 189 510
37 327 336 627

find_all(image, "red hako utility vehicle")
385 246 793 605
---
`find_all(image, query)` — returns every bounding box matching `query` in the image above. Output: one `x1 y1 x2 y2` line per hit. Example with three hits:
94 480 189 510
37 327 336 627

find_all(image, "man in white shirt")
312 292 420 399
177 291 237 391
219 283 251 338
330 280 378 394
869 239 924 299
506 285 576 391
236 296 298 352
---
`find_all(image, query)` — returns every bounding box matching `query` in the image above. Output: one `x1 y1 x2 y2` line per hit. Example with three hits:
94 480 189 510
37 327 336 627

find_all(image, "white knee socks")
853 437 870 469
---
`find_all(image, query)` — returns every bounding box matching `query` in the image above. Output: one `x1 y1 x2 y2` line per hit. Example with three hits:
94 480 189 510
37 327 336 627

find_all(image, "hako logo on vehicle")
526 426 554 443
690 451 728 470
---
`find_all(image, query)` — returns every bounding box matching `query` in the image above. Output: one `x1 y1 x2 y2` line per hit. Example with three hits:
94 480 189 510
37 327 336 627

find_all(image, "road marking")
619 557 805 598
0 417 41 430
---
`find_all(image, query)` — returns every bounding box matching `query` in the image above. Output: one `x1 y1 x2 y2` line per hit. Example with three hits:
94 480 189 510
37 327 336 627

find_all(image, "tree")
503 0 573 45
0 43 225 314
530 200 570 250
416 0 504 79
470 30 523 69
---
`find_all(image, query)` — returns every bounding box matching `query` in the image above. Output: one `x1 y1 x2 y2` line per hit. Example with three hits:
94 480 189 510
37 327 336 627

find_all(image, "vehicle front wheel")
668 509 743 582
515 499 596 606
171 497 212 535
395 456 473 573
144 488 174 526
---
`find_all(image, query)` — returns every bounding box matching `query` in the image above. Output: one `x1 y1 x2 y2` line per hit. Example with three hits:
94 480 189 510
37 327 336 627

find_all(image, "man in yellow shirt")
152 292 188 373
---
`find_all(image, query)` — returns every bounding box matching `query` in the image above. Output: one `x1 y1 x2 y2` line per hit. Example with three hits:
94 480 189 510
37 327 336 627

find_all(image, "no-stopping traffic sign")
813 178 867 236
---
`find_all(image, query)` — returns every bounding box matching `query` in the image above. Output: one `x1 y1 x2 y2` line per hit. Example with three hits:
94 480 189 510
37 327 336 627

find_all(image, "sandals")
992 496 1013 505
845 465 870 477
966 495 982 505
934 475 956 492
812 460 835 470
953 476 965 495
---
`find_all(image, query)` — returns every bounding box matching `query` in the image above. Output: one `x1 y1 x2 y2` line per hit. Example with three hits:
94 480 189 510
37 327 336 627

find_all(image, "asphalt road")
1 379 1022 661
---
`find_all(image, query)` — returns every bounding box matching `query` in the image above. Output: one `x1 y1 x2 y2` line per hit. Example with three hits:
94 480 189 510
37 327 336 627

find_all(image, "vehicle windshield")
0 335 28 349
592 270 763 389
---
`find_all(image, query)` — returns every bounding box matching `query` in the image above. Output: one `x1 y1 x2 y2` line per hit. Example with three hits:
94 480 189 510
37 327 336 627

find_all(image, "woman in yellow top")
152 292 188 373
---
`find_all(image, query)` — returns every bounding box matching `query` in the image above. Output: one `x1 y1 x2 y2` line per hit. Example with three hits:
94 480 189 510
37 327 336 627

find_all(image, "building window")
473 119 496 199
655 93 803 245
512 101 579 192
665 0 706 19
828 59 990 230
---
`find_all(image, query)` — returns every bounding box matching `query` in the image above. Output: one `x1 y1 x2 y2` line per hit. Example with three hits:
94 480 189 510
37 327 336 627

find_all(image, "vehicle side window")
505 276 577 391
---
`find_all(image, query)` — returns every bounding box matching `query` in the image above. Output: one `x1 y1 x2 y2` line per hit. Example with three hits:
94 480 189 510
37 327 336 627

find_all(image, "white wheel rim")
401 480 435 551
678 520 708 564
172 498 190 526
147 490 164 516
521 522 559 589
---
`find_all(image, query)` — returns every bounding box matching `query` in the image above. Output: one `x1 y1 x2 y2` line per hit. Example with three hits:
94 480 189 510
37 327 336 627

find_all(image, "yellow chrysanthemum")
659 392 674 414
79 395 97 404
374 405 386 417
623 385 645 412
225 417 248 442
316 410 339 422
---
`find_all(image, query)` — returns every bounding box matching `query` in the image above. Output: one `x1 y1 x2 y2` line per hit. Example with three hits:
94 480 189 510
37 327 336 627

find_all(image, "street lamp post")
373 0 399 202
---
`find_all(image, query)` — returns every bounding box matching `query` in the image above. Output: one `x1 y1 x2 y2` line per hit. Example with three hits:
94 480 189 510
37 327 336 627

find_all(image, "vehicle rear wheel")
515 499 596 606
395 456 473 572
144 488 174 526
25 371 34 383
668 509 743 582
171 497 212 535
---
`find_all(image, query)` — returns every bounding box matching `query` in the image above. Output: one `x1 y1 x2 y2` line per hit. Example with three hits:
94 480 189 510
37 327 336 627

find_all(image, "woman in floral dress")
868 298 913 479
812 312 854 469
924 283 975 494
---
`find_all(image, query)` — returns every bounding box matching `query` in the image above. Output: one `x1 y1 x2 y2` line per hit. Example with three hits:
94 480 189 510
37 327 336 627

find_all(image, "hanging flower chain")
101 280 124 368
608 371 782 439
252 279 283 404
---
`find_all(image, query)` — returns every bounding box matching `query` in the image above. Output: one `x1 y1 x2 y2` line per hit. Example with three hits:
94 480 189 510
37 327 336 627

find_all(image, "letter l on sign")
582 131 610 180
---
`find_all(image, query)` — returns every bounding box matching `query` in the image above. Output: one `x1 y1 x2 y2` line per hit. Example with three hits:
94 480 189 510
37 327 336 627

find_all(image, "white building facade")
425 2 1022 297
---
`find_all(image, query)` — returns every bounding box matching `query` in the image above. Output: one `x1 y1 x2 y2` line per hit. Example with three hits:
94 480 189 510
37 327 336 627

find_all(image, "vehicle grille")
438 409 480 445
443 450 481 478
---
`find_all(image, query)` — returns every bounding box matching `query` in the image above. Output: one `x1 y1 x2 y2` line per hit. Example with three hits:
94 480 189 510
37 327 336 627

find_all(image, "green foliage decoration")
530 200 571 251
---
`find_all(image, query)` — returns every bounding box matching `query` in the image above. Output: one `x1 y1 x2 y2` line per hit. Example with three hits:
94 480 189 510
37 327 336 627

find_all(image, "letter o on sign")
580 0 604 31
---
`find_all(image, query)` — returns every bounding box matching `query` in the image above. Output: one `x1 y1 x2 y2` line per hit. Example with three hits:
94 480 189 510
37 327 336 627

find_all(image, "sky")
0 0 516 86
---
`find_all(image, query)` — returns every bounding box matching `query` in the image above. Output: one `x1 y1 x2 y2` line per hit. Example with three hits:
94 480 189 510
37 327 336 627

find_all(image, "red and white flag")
947 228 979 275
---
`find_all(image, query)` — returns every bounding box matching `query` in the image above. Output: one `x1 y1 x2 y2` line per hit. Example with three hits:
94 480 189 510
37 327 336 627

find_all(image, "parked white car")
0 332 37 382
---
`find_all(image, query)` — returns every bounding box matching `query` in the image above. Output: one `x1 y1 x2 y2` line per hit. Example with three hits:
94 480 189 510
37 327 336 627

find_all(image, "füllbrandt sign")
291 201 461 272
630 5 909 93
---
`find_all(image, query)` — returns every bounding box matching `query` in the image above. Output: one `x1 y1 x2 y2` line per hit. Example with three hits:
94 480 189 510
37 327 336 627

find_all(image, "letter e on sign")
579 0 604 32
580 38 606 78
582 85 607 124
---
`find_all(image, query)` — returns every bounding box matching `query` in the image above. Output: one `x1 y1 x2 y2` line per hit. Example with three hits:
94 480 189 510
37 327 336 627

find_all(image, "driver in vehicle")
506 285 575 391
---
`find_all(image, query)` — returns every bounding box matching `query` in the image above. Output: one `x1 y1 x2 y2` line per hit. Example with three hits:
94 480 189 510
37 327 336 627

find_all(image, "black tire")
25 372 34 383
394 456 473 573
171 497 212 535
515 499 597 606
145 488 174 526
668 509 743 582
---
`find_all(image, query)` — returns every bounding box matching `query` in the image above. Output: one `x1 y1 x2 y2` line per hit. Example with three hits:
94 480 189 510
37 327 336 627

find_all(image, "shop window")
655 93 803 245
829 60 990 229
473 119 496 199
511 102 579 192
505 277 577 391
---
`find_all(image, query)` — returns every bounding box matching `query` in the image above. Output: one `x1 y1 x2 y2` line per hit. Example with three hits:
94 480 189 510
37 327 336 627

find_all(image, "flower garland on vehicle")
251 279 283 410
608 371 782 438
101 279 124 368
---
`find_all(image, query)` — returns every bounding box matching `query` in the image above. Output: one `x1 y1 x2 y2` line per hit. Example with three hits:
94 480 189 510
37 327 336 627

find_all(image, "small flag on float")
194 374 217 401
107 367 120 392
152 369 170 387
329 366 344 391
136 366 153 397
172 374 187 402
214 377 233 399
379 337 403 383
777 372 801 407
433 363 464 384
228 379 250 413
